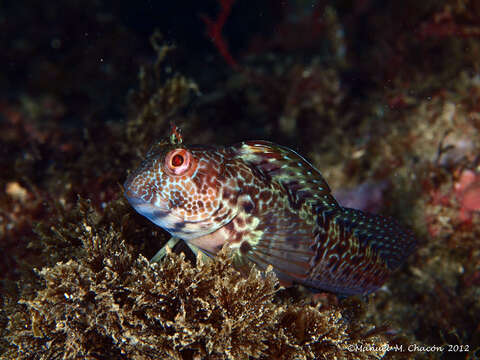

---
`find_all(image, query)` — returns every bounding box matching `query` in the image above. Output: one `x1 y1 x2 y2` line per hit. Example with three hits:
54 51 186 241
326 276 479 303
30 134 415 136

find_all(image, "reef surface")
1 1 480 359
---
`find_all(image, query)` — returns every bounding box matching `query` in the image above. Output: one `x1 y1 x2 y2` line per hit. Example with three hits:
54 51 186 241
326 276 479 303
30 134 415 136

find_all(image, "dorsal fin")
230 141 340 209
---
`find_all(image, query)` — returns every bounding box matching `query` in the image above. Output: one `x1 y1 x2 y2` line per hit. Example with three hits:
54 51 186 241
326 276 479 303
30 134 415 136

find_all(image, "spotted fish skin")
124 136 416 296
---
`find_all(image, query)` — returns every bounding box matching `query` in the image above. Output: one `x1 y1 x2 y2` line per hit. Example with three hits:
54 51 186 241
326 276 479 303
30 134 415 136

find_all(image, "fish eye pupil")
172 154 184 167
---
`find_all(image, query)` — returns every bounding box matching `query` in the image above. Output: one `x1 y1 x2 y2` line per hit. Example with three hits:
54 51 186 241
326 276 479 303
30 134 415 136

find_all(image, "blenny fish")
124 129 416 296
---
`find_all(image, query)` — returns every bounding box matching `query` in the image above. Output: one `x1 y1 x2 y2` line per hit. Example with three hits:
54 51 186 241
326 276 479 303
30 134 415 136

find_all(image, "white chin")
128 199 216 240
131 202 169 227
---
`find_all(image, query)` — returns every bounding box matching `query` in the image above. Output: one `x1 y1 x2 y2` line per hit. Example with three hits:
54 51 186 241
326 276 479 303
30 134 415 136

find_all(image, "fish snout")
124 173 149 205
124 190 147 207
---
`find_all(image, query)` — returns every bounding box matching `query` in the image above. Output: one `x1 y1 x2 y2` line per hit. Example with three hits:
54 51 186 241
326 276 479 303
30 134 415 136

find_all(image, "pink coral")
424 168 480 238
454 169 480 222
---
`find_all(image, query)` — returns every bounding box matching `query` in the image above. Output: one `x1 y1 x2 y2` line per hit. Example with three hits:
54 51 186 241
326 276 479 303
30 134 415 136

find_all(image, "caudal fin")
335 207 417 270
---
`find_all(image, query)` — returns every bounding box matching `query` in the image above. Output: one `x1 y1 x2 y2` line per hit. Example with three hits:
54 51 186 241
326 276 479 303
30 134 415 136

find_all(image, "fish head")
124 142 230 240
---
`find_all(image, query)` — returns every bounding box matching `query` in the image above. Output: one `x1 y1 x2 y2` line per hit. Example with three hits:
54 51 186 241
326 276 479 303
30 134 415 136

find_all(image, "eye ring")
165 148 192 175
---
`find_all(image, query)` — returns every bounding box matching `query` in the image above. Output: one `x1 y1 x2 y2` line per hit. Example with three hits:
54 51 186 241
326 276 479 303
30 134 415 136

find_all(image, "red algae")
455 169 480 222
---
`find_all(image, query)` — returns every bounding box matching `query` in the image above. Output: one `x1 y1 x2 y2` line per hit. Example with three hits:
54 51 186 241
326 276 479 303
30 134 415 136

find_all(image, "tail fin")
334 207 417 270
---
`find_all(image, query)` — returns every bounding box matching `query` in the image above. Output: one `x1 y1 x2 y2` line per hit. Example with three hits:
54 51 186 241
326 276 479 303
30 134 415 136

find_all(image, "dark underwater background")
1 1 480 359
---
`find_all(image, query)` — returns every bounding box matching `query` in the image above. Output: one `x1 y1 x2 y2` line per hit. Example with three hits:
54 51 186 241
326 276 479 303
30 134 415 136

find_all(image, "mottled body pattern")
125 137 416 296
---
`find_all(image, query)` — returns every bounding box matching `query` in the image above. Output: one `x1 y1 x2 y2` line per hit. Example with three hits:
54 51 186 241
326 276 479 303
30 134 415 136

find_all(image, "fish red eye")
172 154 184 167
165 149 193 176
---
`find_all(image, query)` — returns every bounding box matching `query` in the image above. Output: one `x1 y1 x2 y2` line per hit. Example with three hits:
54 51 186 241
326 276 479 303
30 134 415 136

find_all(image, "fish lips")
124 183 170 226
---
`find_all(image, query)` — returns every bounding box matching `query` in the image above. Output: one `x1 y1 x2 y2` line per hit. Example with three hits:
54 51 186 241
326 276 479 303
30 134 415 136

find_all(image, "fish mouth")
124 192 146 207
124 186 168 211
124 175 228 238
124 176 170 219
125 191 171 227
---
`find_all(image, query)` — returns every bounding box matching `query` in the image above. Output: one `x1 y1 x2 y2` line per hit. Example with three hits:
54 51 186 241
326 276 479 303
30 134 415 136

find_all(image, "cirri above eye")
165 148 192 175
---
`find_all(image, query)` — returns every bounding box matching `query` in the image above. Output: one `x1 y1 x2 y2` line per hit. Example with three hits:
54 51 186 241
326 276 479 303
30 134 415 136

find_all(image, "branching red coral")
200 0 239 70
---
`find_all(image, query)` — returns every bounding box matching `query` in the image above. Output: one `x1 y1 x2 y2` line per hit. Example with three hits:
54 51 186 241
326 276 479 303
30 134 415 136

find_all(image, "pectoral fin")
150 236 182 263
